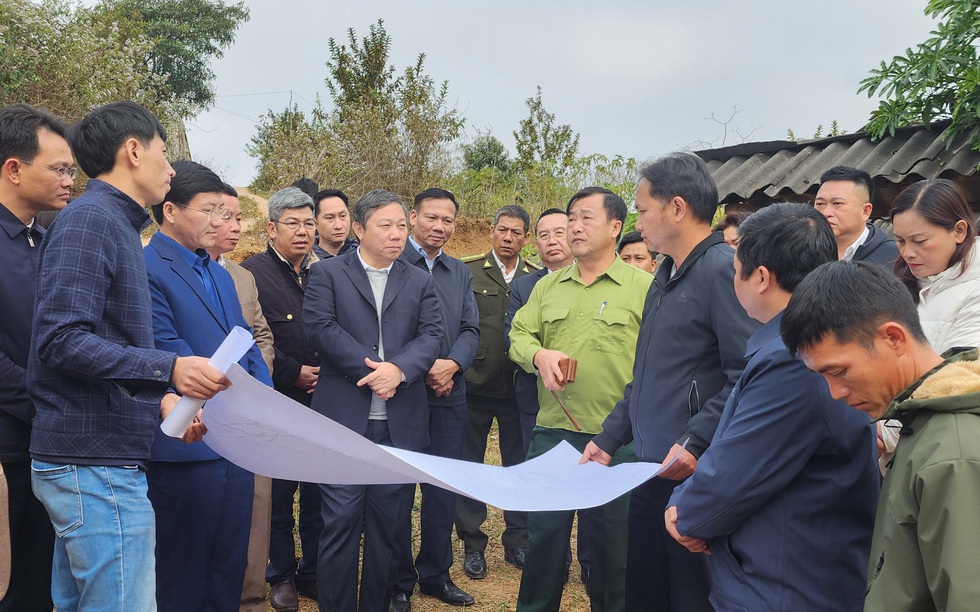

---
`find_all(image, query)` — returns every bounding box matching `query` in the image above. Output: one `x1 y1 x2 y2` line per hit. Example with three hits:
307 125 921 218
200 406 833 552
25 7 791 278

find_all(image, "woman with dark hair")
892 178 979 350
880 178 980 472
713 210 751 247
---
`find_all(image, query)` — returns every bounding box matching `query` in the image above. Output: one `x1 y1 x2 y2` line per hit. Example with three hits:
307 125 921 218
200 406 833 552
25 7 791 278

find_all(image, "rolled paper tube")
160 327 256 438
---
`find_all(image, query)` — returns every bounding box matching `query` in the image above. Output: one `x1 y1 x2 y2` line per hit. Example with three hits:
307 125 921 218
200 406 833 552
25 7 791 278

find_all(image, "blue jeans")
31 461 157 612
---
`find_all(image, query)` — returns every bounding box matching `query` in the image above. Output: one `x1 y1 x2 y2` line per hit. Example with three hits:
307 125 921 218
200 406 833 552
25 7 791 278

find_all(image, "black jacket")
854 223 899 266
241 245 319 405
594 232 759 461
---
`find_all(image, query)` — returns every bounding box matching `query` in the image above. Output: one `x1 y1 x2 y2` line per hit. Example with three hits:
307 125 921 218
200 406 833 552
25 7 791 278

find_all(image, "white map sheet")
201 364 665 512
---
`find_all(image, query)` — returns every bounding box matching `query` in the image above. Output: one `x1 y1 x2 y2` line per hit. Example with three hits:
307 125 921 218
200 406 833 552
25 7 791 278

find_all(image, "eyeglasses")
180 204 232 223
18 159 79 180
275 219 317 231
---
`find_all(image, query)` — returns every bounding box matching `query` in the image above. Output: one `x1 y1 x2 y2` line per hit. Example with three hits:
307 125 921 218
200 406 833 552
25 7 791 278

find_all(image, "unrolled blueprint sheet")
202 365 664 511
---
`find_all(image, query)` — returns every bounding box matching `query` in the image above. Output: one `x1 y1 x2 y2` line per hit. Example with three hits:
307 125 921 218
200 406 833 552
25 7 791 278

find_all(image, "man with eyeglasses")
29 102 229 611
144 160 272 611
241 186 323 611
0 103 72 612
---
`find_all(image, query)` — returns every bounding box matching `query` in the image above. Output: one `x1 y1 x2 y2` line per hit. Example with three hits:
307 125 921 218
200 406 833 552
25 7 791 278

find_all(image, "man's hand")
431 379 454 398
172 356 230 400
357 358 403 401
295 365 320 395
426 359 459 393
579 440 613 466
160 392 207 444
658 443 698 480
533 349 569 392
664 506 710 555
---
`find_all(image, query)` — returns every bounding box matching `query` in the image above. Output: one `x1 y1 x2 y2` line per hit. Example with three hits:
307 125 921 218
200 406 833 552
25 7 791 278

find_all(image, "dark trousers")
516 428 631 612
267 478 321 584
147 458 254 612
317 420 413 612
455 393 528 553
625 478 711 612
394 400 467 593
0 460 54 612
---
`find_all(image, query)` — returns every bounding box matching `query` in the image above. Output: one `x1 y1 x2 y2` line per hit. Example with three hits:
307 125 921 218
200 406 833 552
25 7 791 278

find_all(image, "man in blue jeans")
28 102 229 611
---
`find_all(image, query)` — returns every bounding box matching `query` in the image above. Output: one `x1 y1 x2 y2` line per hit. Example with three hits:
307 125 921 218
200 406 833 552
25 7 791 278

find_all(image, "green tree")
90 0 249 118
249 19 464 199
513 86 580 171
463 134 512 174
859 0 980 149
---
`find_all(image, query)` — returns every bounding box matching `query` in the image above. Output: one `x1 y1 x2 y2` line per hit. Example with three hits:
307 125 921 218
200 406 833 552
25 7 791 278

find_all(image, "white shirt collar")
841 225 871 262
357 247 394 273
408 235 440 270
491 249 517 284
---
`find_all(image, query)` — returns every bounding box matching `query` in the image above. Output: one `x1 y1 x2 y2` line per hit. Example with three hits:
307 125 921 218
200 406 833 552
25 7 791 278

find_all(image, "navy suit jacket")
144 232 272 462
304 250 443 450
504 267 549 416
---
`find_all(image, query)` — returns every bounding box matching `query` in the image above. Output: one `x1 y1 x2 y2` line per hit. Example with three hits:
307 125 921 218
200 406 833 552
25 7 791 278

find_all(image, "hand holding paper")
160 326 255 438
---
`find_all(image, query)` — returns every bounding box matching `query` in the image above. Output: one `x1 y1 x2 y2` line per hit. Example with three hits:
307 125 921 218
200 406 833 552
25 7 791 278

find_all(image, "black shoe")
504 546 527 569
389 592 412 612
269 579 299 612
296 579 318 601
419 579 475 606
463 550 487 579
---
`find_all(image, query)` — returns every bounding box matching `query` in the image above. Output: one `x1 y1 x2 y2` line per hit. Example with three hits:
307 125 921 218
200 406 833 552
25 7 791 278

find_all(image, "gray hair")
352 189 407 226
267 186 314 222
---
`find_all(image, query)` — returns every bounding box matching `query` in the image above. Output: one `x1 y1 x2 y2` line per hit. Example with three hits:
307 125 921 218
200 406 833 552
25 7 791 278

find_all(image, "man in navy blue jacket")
29 102 229 611
392 188 480 609
144 160 272 611
304 189 442 611
665 203 879 611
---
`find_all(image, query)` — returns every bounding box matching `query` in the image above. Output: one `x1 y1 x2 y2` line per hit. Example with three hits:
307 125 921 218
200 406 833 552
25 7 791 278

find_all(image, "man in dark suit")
144 160 273 612
304 189 443 611
456 204 533 579
813 166 898 265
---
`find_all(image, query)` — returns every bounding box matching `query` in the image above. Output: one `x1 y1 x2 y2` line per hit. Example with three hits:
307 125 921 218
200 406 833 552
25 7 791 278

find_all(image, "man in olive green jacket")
781 260 980 612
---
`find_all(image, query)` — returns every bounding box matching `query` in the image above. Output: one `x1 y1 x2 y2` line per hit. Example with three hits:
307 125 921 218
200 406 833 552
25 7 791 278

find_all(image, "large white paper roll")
160 327 255 438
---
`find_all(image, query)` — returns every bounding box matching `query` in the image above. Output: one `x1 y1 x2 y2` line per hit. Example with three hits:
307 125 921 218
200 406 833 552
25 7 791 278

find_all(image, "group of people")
1 97 978 612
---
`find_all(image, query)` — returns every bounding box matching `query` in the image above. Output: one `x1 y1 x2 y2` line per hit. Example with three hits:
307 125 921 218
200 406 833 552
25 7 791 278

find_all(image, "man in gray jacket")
582 152 758 611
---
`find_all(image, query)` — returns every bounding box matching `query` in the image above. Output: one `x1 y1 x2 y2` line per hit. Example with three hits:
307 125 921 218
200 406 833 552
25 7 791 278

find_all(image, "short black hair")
0 104 69 164
414 187 459 212
781 261 928 355
220 182 238 198
819 166 875 202
68 101 166 178
151 160 224 223
493 204 530 233
313 188 350 216
567 186 628 240
640 152 719 224
291 177 319 199
618 230 654 255
736 204 836 292
536 207 566 232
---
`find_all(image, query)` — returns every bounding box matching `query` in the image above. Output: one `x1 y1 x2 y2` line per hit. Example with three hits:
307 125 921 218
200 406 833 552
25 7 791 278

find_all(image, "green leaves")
860 0 980 152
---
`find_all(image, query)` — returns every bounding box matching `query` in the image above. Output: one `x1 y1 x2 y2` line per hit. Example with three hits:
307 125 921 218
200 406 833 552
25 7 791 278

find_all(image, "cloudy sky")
184 0 938 186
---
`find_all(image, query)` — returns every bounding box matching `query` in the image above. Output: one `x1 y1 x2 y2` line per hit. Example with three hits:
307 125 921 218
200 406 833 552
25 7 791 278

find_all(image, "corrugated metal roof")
695 120 980 205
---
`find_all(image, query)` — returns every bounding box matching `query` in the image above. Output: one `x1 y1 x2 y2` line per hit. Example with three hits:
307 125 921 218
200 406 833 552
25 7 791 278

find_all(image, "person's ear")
953 219 969 244
353 221 365 241
756 265 773 294
2 158 21 185
163 201 178 224
879 321 910 356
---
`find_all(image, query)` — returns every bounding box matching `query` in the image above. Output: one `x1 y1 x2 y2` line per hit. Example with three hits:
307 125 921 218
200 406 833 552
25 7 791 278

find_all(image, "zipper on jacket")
633 281 665 454
866 553 884 594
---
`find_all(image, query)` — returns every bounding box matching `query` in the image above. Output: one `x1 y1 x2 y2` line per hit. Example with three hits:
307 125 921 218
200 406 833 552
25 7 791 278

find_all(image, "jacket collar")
85 178 153 233
745 312 782 358
655 231 725 288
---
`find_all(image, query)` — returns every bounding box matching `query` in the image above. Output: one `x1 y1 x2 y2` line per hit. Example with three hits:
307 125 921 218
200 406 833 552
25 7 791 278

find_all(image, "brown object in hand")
552 357 581 431
558 357 578 384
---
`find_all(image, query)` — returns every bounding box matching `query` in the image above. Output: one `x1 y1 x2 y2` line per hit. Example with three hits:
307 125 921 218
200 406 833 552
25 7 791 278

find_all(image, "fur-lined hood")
883 347 980 418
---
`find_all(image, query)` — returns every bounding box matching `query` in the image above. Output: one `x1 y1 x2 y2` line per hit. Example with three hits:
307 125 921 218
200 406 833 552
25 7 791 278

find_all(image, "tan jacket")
224 259 275 374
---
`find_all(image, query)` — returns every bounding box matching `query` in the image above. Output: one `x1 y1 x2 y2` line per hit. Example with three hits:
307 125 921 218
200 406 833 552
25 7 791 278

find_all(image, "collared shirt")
841 225 871 262
0 203 46 459
509 257 652 433
408 235 441 271
28 179 176 465
269 241 318 288
492 249 517 284
155 232 225 323
312 237 359 260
